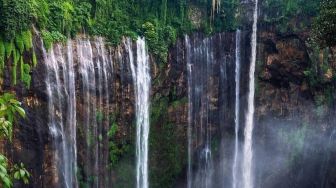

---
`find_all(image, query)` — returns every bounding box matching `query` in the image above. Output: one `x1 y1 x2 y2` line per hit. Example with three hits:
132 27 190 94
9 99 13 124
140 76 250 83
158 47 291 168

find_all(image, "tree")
0 0 34 40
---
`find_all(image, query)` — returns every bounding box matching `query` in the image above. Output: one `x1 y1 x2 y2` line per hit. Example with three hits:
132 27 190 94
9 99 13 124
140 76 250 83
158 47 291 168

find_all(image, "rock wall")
0 28 335 188
255 30 336 188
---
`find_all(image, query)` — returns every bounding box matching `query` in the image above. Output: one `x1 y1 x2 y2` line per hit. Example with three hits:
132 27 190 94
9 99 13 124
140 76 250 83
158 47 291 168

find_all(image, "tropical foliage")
0 93 30 187
0 0 241 61
0 0 330 86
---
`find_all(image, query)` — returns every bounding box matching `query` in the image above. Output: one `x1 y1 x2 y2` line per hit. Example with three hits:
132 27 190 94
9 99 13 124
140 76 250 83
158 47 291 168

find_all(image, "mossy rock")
22 31 33 50
15 34 25 54
4 41 14 59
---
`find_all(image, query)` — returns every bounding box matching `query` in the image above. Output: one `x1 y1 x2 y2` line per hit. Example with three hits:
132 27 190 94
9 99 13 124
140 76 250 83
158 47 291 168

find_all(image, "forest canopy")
0 0 333 64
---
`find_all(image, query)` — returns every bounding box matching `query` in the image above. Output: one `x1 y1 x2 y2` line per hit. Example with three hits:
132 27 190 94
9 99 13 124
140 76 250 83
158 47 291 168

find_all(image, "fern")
4 41 14 59
15 34 25 54
22 31 33 50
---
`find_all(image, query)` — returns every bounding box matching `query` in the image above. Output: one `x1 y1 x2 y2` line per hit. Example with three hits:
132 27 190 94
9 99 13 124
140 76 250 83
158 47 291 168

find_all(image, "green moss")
32 51 38 67
171 97 188 108
86 130 95 147
112 154 135 188
96 111 104 123
22 31 33 50
14 49 20 66
108 122 119 166
149 96 187 187
20 56 24 82
11 49 20 85
15 34 25 54
4 41 14 59
150 96 169 125
19 55 32 88
22 64 31 88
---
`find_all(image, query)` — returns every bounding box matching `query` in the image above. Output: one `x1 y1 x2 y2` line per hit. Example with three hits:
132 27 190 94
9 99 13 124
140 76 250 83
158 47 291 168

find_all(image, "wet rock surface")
0 29 335 187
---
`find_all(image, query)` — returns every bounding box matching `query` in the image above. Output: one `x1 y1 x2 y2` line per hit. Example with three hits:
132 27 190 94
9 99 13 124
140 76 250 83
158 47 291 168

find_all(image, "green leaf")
14 171 20 179
0 155 5 162
20 169 25 177
15 107 26 118
2 177 11 188
0 165 7 173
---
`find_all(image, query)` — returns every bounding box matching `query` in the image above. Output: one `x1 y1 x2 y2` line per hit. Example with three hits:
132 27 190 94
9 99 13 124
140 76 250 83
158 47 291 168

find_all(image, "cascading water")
77 39 97 187
97 37 112 187
232 30 241 188
127 37 151 188
77 37 113 187
64 42 78 188
44 37 113 188
40 18 254 188
242 0 258 188
44 42 78 188
186 35 217 188
186 36 193 188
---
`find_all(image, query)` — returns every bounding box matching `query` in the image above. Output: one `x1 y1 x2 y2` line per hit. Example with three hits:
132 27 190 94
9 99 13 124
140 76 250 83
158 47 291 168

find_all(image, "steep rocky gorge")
0 27 336 188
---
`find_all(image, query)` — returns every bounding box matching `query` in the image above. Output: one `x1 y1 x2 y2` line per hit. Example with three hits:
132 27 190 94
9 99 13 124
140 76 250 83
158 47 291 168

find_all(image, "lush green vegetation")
0 0 335 187
0 0 242 87
259 0 336 107
261 0 320 32
0 0 329 88
301 0 336 106
313 0 336 48
0 0 242 62
148 91 188 187
0 93 30 188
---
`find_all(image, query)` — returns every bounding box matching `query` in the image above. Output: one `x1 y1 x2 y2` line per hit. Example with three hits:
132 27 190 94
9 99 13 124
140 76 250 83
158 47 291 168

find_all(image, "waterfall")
127 37 151 188
64 41 78 188
186 35 216 188
77 39 97 187
232 30 241 188
186 35 193 188
242 0 258 188
98 37 111 187
44 37 113 188
77 37 113 187
44 42 78 188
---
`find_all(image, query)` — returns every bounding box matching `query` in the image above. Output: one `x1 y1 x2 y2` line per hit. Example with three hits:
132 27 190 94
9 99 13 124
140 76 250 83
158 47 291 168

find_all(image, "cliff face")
255 30 336 187
1 28 336 188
